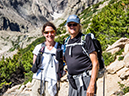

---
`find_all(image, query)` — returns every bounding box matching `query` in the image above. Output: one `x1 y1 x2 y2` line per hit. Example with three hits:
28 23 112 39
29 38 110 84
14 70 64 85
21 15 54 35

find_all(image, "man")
64 15 99 96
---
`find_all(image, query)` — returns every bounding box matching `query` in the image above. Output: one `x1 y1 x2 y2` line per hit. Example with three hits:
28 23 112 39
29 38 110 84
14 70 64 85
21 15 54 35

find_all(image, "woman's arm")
33 54 37 64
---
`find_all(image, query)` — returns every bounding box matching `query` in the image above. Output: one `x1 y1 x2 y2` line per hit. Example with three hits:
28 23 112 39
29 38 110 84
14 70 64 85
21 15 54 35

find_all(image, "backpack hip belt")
72 70 90 78
71 70 91 88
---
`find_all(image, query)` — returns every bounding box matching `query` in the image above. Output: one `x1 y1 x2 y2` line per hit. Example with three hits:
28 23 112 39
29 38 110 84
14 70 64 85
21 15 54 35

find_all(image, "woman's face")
43 26 56 42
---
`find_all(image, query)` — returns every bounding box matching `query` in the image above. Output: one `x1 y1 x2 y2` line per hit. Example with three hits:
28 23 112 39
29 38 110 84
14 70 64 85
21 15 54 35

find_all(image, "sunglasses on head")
68 23 78 27
44 30 55 34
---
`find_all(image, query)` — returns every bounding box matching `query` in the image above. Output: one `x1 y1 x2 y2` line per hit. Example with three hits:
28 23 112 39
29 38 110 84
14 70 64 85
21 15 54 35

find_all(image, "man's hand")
86 85 95 96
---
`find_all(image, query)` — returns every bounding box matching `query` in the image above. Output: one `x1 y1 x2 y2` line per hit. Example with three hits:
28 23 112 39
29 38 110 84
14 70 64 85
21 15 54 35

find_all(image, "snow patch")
51 12 62 19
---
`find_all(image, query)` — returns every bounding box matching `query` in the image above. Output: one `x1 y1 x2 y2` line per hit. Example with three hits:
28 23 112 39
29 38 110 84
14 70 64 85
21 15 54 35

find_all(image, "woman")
31 22 63 96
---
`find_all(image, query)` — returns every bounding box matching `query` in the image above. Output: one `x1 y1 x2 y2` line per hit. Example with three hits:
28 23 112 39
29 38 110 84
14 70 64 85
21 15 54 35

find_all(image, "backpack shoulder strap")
39 42 45 54
65 36 71 45
81 34 90 58
81 33 97 58
87 33 95 39
56 42 62 49
64 36 70 53
64 34 86 56
81 33 86 44
31 42 45 73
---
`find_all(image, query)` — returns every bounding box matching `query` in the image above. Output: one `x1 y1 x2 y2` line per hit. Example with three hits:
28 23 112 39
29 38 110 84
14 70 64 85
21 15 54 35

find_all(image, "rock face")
3 37 129 96
0 0 105 59
0 0 68 33
53 0 104 27
0 0 104 32
0 0 68 58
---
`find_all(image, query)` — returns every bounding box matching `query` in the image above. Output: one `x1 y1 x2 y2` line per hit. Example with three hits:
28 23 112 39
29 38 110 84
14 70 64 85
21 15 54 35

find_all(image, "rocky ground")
2 69 129 96
0 27 42 59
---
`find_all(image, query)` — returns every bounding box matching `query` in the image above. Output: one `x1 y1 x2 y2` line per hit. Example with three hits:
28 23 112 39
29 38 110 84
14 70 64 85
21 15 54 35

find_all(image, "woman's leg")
31 79 41 96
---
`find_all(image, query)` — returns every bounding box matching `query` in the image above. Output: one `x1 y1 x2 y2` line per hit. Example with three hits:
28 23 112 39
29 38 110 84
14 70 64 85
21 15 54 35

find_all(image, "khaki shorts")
31 79 59 96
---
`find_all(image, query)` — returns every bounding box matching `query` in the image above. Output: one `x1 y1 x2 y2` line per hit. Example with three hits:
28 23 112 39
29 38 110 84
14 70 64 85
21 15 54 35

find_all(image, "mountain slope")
0 0 129 95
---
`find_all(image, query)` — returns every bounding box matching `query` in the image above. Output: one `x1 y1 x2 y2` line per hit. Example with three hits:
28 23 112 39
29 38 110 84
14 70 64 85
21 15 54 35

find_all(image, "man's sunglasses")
68 23 78 27
44 30 55 34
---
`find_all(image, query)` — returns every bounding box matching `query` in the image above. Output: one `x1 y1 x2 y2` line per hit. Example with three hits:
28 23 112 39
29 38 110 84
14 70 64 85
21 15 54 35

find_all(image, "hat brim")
65 20 80 25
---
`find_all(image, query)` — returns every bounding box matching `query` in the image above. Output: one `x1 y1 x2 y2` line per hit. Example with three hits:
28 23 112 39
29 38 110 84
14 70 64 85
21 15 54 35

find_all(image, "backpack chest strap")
44 52 56 67
66 42 84 56
65 34 86 56
66 42 83 47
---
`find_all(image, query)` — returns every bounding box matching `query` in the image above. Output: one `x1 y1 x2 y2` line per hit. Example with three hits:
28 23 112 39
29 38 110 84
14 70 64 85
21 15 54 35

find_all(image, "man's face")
67 22 80 37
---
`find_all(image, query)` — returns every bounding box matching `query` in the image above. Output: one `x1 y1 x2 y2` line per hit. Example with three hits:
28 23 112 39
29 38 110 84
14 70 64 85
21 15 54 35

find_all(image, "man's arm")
87 51 99 96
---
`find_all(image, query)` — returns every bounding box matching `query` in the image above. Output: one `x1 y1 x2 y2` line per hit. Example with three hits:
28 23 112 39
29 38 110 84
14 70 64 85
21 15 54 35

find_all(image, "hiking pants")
68 72 97 96
31 79 58 96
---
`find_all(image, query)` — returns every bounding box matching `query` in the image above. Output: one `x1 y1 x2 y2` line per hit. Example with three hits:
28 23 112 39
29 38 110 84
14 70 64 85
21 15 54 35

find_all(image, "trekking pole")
103 68 106 96
40 68 44 96
103 74 105 96
39 54 52 96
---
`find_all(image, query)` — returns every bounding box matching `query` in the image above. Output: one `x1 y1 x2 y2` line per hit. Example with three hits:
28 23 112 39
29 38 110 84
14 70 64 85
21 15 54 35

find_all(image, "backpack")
64 33 106 78
31 42 65 80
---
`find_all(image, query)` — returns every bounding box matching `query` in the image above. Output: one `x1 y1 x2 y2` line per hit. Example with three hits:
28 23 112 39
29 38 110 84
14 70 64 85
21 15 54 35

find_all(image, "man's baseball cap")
65 15 80 25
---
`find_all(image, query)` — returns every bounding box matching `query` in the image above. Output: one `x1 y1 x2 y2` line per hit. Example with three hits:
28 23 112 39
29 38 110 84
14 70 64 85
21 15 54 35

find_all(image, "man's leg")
68 75 97 96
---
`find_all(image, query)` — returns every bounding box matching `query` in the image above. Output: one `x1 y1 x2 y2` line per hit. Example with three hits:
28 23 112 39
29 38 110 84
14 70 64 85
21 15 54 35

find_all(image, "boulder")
107 60 125 74
123 53 129 67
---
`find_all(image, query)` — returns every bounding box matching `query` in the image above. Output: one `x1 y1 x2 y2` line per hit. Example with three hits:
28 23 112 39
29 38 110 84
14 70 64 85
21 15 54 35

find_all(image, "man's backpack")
31 42 65 80
64 33 106 78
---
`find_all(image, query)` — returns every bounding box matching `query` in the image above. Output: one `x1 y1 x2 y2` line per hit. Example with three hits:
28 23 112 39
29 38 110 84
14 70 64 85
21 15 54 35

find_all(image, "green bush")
0 36 46 89
118 56 124 61
115 48 124 55
118 82 129 94
85 0 129 50
102 52 116 66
